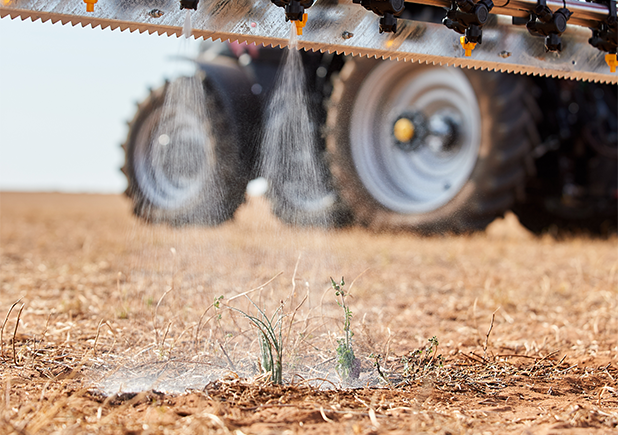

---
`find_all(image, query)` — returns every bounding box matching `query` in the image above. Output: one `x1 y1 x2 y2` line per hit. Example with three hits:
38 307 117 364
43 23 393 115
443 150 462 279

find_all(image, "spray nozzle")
294 13 308 35
271 0 314 24
460 35 477 56
84 0 98 13
606 53 617 73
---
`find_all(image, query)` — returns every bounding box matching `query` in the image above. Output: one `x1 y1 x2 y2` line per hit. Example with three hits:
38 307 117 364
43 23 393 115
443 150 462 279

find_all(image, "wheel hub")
393 111 459 154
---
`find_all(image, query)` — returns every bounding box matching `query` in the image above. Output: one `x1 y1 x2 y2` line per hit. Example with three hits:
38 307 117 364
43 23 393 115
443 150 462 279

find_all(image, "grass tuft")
230 297 285 385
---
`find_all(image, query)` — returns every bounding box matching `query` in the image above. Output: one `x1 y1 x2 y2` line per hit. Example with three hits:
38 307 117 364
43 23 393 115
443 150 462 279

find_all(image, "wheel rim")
349 63 481 214
133 80 214 210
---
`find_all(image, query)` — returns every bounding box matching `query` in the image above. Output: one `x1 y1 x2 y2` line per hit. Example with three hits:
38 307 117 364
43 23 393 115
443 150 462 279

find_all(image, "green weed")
332 277 359 381
401 336 443 380
231 297 284 385
370 353 390 384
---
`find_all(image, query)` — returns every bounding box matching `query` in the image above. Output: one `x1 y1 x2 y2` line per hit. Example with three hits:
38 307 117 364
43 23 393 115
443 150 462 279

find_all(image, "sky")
0 16 199 193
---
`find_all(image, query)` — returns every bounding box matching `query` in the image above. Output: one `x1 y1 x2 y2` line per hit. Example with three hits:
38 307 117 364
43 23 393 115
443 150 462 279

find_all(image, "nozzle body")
606 53 617 73
180 0 200 10
84 0 98 13
295 13 308 35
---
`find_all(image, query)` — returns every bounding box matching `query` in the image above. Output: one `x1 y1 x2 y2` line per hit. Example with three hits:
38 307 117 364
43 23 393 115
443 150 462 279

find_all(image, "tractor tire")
123 61 259 226
512 80 617 238
326 58 533 234
261 49 351 228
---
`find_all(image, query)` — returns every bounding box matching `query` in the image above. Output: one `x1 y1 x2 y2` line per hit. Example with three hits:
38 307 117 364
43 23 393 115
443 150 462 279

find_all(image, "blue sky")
0 16 199 193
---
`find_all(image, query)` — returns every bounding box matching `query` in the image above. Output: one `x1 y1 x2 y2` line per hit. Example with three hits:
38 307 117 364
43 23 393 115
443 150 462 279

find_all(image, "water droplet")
251 83 263 95
158 134 170 146
246 177 268 197
238 53 252 67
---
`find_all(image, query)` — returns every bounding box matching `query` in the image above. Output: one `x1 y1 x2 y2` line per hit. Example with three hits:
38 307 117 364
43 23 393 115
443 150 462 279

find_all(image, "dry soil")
0 192 616 434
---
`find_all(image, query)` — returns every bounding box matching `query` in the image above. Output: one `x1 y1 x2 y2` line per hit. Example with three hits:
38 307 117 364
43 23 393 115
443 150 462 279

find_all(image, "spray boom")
2 0 616 82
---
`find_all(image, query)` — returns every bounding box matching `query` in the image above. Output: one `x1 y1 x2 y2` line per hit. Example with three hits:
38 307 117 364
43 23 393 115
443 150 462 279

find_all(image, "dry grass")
0 192 617 434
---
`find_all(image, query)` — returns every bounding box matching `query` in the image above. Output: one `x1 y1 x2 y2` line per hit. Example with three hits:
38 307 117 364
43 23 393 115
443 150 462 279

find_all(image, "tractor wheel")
261 50 351 228
123 62 259 226
326 58 533 234
512 80 617 238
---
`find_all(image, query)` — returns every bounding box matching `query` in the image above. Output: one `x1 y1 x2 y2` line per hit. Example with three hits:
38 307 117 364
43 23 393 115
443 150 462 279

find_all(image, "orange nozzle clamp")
460 36 476 57
606 53 617 73
294 13 308 36
84 0 98 12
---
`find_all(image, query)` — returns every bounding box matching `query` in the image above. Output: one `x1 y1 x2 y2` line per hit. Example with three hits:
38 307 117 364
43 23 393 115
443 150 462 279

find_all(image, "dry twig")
483 308 500 358
153 287 174 346
1 299 22 360
12 304 25 366
93 320 115 357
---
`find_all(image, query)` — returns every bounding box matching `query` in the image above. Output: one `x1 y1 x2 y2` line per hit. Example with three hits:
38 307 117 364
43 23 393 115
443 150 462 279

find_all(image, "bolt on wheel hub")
393 117 415 142
393 111 459 154
392 112 428 152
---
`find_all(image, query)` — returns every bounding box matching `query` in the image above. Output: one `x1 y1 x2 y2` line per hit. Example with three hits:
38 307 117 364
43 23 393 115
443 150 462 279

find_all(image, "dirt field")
0 192 616 434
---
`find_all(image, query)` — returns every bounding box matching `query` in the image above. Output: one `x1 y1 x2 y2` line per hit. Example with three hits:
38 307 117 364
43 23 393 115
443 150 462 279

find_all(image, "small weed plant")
332 277 359 381
230 297 284 385
401 336 443 380
368 353 387 384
